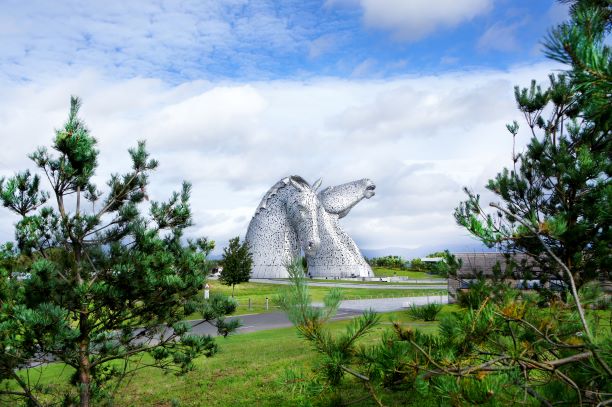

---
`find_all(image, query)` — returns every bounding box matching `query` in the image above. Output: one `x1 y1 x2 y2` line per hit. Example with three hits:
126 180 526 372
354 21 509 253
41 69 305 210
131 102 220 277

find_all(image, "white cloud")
329 0 493 41
147 86 268 151
0 62 560 255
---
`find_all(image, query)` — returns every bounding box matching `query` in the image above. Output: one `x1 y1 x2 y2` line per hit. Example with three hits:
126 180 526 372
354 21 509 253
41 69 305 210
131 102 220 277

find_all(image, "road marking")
238 325 255 330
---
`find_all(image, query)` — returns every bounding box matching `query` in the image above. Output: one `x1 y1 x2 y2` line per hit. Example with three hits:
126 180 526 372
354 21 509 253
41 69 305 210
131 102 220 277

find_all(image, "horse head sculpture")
286 177 321 257
307 178 376 278
246 175 375 279
318 178 376 218
246 176 321 278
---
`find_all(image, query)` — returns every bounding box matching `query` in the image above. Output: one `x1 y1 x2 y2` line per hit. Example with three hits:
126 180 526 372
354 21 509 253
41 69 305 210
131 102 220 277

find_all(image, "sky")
0 0 571 257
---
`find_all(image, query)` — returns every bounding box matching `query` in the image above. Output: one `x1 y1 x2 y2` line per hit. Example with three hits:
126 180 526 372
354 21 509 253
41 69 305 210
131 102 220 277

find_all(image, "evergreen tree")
219 236 253 296
0 97 237 407
276 260 381 405
454 0 611 288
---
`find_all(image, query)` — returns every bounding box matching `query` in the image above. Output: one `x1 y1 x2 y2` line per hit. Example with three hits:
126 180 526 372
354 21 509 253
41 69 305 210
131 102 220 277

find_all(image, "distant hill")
208 243 494 261
361 243 495 260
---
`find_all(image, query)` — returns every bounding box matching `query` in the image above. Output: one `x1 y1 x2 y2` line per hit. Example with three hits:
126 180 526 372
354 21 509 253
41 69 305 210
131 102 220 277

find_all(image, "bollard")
204 283 210 300
248 298 251 310
265 297 269 310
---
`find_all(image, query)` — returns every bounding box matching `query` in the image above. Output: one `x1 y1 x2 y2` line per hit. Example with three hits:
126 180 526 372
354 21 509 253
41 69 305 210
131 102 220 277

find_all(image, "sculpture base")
250 265 291 279
250 264 374 279
307 264 373 278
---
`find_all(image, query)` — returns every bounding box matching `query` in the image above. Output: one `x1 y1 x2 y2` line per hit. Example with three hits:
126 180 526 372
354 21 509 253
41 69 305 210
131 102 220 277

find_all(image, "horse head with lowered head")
286 176 322 257
246 176 322 278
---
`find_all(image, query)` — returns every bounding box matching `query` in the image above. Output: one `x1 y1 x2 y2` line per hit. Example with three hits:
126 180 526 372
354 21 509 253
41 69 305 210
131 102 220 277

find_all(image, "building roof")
420 257 444 263
452 252 537 277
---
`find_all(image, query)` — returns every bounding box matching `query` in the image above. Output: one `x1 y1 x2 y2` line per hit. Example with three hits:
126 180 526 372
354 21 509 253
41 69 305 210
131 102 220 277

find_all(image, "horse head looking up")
305 178 376 278
318 178 376 218
245 176 321 278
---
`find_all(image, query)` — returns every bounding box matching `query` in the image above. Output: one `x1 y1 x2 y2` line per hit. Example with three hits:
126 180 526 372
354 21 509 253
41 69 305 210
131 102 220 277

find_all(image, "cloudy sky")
0 0 569 256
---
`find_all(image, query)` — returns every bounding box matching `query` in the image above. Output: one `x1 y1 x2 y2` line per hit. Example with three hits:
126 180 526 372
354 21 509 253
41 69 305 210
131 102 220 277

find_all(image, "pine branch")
9 370 43 407
490 203 592 340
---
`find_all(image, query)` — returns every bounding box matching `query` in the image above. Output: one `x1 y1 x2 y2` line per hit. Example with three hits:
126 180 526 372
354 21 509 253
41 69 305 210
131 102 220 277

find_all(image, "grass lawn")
372 267 445 279
7 305 608 406
8 306 460 407
199 282 447 316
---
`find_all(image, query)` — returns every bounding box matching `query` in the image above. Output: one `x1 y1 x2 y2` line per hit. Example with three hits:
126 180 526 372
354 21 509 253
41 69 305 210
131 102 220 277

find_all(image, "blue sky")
0 0 572 256
1 0 566 82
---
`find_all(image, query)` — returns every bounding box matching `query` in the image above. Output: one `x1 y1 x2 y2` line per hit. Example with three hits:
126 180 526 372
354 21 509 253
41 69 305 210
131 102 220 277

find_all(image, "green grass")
7 306 461 407
9 305 607 406
198 282 447 316
372 267 445 279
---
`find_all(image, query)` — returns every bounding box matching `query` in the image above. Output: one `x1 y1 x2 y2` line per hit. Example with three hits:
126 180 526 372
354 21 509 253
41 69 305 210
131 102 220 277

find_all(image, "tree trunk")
79 310 91 407
79 344 91 407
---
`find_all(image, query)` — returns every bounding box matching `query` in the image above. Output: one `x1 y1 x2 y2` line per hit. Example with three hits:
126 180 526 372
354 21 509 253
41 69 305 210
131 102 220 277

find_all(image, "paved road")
188 309 362 336
188 295 449 336
26 295 449 367
251 278 447 290
326 294 448 313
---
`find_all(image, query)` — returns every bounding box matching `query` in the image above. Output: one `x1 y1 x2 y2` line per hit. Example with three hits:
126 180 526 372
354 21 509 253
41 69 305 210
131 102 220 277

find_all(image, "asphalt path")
25 295 448 367
188 309 362 336
250 278 447 290
188 295 448 336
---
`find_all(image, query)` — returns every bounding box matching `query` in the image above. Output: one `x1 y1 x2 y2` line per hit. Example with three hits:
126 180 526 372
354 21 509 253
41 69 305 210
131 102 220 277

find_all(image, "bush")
407 303 442 321
457 279 511 309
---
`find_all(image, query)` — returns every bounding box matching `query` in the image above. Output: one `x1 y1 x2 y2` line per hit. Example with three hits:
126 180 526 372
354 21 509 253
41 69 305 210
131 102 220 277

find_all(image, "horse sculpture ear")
289 176 306 192
312 178 322 192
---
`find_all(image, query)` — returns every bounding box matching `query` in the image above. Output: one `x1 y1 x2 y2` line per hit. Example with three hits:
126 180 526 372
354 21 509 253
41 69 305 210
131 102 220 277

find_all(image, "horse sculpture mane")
253 176 311 216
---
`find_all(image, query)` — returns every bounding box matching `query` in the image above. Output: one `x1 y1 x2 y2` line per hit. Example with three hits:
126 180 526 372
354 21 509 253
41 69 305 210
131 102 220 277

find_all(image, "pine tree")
0 97 237 406
219 236 253 296
276 260 381 405
279 2 611 405
454 0 611 288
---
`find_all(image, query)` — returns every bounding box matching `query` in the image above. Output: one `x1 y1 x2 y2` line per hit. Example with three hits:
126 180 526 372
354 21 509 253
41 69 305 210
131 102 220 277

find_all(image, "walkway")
188 295 449 336
328 294 448 313
250 278 447 290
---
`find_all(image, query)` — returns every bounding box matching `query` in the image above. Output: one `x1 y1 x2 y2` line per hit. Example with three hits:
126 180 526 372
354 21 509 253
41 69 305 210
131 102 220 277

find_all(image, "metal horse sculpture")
246 176 321 278
308 178 376 278
246 176 375 278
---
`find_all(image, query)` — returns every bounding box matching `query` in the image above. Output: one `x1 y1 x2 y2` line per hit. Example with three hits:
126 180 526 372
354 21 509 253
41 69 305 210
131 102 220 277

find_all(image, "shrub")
456 278 514 310
407 303 442 321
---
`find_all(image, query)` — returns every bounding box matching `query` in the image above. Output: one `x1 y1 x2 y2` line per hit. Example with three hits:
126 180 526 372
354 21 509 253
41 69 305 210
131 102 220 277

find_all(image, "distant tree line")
367 252 461 277
366 255 409 270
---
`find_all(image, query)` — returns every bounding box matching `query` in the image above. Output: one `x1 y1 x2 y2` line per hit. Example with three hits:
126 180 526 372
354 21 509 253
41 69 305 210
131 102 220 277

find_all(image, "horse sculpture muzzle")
364 179 376 199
